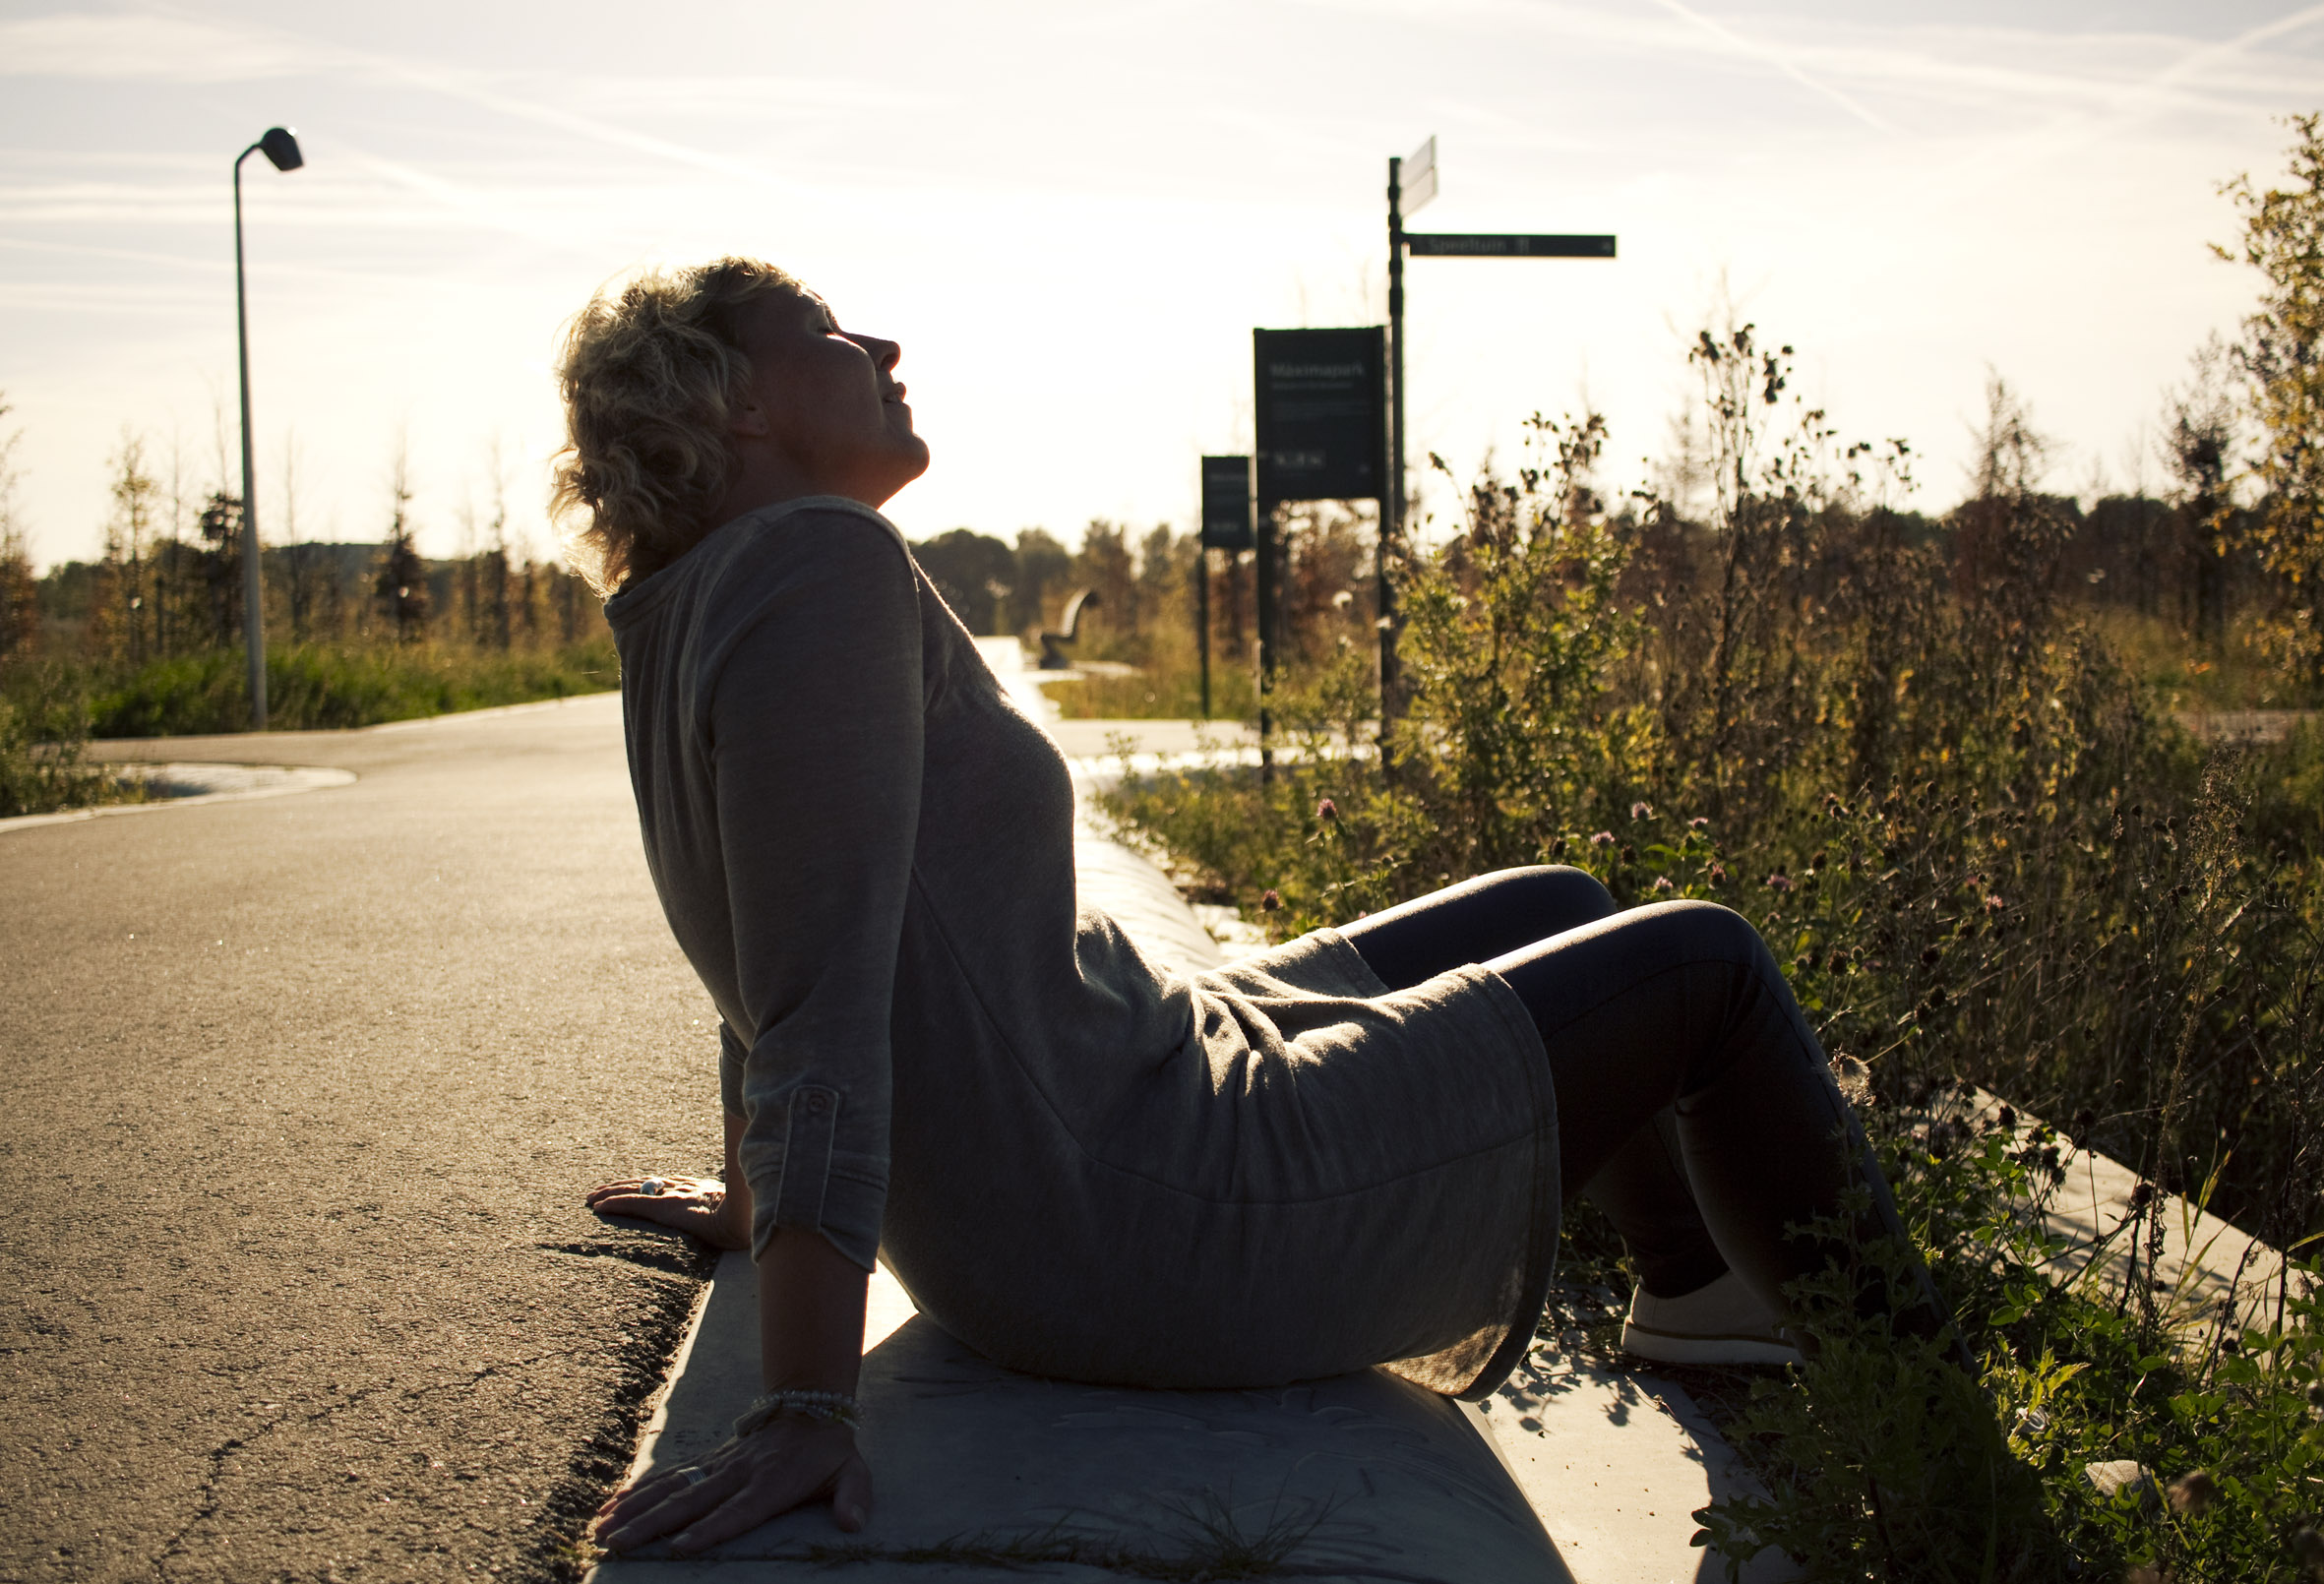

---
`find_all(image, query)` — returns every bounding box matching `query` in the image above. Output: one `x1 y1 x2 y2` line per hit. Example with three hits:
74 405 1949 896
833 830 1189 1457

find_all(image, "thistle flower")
1707 864 1728 886
2167 1470 2218 1515
1765 872 1795 892
1688 816 1709 830
1259 888 1282 913
1630 801 1654 821
1315 797 1338 822
1652 876 1674 892
1985 893 2006 912
1829 1054 1871 1103
1590 830 1616 848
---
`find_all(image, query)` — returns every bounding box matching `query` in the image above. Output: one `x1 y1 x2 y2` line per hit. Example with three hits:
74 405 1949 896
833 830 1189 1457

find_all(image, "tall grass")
60 638 620 737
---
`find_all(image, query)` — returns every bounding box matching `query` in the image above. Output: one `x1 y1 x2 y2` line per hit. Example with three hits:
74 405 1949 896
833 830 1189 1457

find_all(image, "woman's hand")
585 1174 749 1251
590 1417 871 1554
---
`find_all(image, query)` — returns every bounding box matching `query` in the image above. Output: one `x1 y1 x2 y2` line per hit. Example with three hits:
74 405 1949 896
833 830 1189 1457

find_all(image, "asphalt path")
4 695 725 1583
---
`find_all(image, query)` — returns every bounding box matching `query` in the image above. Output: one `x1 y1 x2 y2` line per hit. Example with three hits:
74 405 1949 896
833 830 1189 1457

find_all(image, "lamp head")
258 127 303 172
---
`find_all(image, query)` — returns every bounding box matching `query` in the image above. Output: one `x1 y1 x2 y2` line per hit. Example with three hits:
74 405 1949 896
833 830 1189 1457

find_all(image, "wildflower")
1829 1054 1871 1103
1590 831 1616 848
1688 816 1709 830
1765 872 1794 892
2167 1470 2218 1515
1985 893 2005 912
1315 797 1338 822
1707 864 1728 886
1259 888 1282 913
1620 844 1636 863
1630 801 1654 821
1808 850 1827 871
1652 876 1674 893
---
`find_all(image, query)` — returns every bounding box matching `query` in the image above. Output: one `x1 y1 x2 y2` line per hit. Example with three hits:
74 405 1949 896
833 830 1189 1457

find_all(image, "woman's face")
732 288 930 509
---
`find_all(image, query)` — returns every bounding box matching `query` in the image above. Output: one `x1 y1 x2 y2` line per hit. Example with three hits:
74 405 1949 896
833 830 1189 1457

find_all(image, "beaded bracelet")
733 1388 863 1438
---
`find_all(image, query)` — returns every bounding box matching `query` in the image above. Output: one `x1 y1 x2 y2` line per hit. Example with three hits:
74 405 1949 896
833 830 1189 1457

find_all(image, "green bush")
1097 345 2324 1576
0 663 141 818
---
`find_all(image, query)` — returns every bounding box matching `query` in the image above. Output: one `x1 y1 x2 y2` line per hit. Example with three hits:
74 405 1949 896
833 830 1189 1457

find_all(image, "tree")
910 528 1014 636
0 396 34 667
2159 339 2237 650
101 435 163 664
374 453 429 643
1008 528 1070 638
2221 112 2324 682
194 489 244 649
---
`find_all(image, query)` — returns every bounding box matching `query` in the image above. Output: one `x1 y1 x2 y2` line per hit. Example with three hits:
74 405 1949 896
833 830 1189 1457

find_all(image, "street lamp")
233 126 303 730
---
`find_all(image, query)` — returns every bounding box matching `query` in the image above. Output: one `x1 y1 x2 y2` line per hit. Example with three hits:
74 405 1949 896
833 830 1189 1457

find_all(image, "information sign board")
1405 233 1616 258
1199 455 1254 551
1253 328 1386 504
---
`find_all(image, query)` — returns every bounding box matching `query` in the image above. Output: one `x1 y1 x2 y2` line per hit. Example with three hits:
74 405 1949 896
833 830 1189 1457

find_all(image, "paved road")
5 696 724 1584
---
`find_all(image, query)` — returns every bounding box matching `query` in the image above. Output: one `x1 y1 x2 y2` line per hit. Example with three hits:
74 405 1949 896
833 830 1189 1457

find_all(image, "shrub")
0 663 139 818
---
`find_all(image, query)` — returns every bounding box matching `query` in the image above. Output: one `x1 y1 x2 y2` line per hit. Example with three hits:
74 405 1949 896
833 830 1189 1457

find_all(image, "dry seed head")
2167 1470 2218 1515
1829 1055 1872 1104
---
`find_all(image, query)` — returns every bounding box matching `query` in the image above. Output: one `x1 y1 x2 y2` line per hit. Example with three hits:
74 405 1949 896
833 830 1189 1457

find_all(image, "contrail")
2149 0 2324 94
1641 0 1902 136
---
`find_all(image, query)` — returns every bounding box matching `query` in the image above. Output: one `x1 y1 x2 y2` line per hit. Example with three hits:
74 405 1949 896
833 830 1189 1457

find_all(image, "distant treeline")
2 437 599 667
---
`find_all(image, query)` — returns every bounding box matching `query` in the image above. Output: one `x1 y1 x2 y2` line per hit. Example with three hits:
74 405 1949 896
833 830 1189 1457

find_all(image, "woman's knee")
1636 897 1779 974
1474 864 1617 924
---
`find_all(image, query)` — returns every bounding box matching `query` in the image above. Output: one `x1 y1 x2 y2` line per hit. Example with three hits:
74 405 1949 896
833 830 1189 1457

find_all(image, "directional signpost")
1197 455 1254 719
1383 135 1616 730
1253 327 1388 765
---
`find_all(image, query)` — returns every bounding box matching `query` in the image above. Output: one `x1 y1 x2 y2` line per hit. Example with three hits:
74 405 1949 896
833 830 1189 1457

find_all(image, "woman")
569 258 1918 1555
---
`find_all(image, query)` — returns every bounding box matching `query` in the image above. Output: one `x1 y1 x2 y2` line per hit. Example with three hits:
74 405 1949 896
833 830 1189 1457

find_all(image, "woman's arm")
596 510 922 1554
592 1221 872 1554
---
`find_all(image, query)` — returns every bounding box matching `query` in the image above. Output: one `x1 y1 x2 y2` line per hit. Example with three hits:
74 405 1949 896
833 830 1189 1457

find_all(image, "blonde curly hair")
550 257 802 594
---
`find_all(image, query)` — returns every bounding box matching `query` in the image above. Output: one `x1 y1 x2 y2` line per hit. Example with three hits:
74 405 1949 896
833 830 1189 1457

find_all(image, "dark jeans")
1341 866 1894 1312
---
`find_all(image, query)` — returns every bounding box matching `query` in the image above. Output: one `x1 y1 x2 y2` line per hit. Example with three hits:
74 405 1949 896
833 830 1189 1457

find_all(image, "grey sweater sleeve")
702 512 924 1271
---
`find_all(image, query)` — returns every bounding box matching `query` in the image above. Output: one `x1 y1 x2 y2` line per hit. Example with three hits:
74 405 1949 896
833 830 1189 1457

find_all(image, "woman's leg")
1338 865 1619 988
1341 867 1732 1300
1484 898 1917 1326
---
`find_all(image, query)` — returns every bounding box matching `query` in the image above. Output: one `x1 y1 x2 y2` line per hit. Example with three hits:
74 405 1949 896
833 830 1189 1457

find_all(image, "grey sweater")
605 498 1559 1397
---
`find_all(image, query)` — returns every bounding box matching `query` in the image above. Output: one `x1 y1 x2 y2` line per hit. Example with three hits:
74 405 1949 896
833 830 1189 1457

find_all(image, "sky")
3 0 2322 572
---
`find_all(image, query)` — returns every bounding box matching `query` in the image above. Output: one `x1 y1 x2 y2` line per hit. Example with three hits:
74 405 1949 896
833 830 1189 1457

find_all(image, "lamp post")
233 126 303 730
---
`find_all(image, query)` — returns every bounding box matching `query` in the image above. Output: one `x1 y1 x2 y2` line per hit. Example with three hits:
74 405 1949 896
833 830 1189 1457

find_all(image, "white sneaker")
1621 1269 1804 1366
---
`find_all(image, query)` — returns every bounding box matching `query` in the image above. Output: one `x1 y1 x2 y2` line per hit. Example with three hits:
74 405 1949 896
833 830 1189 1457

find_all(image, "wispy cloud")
1642 0 1901 134
0 11 315 80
